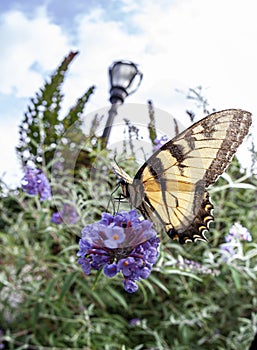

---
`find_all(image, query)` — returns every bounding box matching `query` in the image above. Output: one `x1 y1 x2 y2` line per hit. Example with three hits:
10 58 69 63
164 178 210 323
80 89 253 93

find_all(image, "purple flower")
220 223 252 261
78 257 91 274
104 227 126 248
21 167 51 201
153 135 169 152
51 204 78 225
99 210 141 228
51 212 63 224
129 318 141 326
103 263 118 277
123 279 138 293
225 223 252 242
77 210 160 293
176 258 220 276
220 244 236 258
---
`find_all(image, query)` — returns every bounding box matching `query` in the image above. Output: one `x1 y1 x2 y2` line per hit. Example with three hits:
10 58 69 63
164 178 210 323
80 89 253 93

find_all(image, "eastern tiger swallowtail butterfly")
113 109 252 244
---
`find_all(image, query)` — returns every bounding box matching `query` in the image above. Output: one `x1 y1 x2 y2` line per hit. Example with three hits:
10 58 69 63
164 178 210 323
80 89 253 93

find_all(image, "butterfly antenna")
107 181 122 214
115 191 123 213
113 155 124 174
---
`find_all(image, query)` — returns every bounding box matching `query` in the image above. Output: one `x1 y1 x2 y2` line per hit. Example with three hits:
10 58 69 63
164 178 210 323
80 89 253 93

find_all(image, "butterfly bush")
152 135 168 152
51 204 78 224
77 210 160 293
21 166 51 201
220 222 252 259
225 222 252 243
129 318 141 326
176 257 220 276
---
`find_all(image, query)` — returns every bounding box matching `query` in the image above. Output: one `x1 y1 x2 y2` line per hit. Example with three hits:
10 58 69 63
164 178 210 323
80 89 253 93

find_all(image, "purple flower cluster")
21 166 51 201
153 135 168 152
177 258 220 276
51 204 78 225
220 222 252 259
77 210 160 293
225 222 252 242
220 244 236 259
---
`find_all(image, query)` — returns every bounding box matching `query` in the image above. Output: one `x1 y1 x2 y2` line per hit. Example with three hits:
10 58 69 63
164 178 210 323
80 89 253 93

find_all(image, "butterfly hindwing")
114 109 252 243
167 190 214 243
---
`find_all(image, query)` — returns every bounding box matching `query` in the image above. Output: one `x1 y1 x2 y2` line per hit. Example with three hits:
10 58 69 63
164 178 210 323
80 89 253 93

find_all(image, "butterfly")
113 109 252 244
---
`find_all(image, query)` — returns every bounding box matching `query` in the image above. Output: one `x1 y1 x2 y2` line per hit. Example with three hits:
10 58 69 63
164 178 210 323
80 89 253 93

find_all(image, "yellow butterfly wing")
114 109 252 243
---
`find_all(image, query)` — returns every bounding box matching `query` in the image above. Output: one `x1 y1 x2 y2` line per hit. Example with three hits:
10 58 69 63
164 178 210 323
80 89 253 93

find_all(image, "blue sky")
1 0 257 186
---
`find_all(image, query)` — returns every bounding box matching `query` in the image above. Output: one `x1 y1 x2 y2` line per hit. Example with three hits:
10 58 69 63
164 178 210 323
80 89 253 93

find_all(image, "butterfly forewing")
170 109 252 187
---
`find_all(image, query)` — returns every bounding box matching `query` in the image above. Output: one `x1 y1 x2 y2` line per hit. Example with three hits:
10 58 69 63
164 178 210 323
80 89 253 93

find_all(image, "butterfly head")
112 163 133 199
118 178 130 199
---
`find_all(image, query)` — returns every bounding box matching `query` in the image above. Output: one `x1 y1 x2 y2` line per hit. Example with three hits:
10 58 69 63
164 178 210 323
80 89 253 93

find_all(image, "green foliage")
1 59 257 349
16 51 95 169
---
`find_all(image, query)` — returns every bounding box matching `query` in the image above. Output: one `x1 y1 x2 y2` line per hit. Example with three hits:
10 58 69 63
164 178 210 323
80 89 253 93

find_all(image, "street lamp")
101 60 143 147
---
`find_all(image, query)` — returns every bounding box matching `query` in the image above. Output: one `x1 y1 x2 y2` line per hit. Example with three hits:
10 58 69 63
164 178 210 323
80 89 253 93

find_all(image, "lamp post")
101 60 143 148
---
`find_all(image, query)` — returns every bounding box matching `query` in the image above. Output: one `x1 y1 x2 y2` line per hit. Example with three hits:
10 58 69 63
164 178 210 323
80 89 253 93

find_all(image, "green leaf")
32 302 40 326
230 267 241 291
58 271 77 301
106 286 128 310
148 274 171 294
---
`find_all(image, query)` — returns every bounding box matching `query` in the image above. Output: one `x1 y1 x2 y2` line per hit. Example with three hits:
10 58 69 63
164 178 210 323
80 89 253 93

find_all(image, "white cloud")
2 0 257 114
0 6 71 97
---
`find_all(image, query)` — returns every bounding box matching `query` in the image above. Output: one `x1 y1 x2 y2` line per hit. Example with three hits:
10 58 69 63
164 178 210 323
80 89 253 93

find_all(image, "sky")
1 0 257 187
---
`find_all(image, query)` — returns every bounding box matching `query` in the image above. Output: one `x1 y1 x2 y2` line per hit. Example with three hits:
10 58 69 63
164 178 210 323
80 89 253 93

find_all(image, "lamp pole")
101 60 143 148
101 97 122 147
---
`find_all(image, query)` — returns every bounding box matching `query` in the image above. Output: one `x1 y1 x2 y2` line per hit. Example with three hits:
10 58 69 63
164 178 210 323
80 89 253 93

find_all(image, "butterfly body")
113 109 252 243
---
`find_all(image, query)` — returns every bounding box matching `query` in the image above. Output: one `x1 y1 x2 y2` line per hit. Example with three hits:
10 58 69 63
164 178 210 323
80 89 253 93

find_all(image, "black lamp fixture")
108 60 143 104
102 60 143 147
